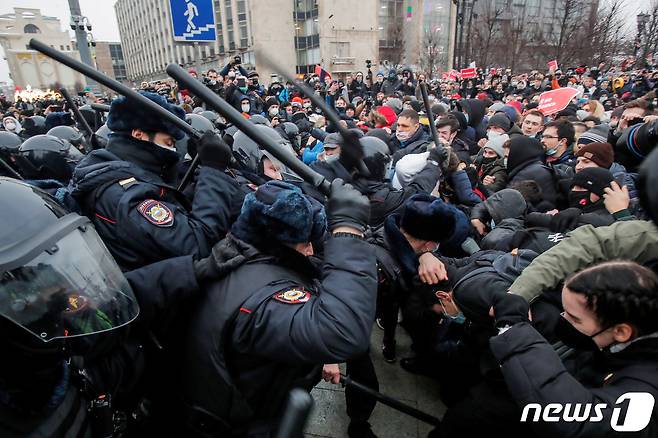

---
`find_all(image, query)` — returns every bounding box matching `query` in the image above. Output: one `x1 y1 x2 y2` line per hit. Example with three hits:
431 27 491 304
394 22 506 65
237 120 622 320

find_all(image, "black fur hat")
399 194 457 243
107 91 186 140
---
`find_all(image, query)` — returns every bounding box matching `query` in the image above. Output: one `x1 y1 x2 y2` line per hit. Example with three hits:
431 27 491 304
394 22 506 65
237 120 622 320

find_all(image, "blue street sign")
169 0 216 42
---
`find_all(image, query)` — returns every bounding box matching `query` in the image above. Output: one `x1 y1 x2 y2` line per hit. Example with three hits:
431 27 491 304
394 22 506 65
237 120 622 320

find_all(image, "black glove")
550 207 581 232
492 293 530 328
429 144 449 164
193 237 257 281
196 131 232 170
326 178 370 233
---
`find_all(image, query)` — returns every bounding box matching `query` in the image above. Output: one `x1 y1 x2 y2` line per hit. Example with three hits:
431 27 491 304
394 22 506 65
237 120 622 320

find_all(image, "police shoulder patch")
273 287 311 304
137 199 174 227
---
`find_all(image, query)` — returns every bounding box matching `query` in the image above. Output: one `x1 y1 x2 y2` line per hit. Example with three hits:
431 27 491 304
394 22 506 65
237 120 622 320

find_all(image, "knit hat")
377 106 397 127
291 96 304 105
107 91 187 140
231 181 327 245
577 124 609 145
496 105 519 123
399 194 457 242
385 97 403 115
570 167 615 197
323 132 343 149
487 113 512 132
484 134 509 158
575 142 614 169
488 102 505 113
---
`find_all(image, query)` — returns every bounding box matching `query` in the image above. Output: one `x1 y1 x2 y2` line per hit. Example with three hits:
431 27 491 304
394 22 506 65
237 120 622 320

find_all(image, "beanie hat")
496 105 519 123
323 132 343 149
399 194 457 242
570 167 615 197
484 134 509 158
377 106 397 127
575 142 614 169
107 91 187 140
487 113 512 132
488 102 505 113
385 97 403 115
231 181 327 246
291 96 304 105
577 124 609 145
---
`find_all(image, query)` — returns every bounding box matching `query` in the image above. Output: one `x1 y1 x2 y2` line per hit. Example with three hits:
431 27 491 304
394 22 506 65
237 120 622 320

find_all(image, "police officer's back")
69 92 241 270
178 179 377 437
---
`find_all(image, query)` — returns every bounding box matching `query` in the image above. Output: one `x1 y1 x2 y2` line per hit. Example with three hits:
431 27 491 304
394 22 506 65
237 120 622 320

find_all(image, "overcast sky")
0 0 654 83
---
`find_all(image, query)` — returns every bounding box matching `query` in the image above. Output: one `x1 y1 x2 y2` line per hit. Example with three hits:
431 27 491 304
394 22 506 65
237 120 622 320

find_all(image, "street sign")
169 0 216 42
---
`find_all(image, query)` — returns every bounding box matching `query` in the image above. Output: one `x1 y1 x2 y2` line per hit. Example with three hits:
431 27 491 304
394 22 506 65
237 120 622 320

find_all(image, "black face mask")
568 191 591 209
481 156 497 165
555 314 610 351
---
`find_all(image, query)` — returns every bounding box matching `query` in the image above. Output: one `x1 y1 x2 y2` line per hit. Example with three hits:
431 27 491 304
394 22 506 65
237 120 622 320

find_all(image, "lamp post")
68 0 97 92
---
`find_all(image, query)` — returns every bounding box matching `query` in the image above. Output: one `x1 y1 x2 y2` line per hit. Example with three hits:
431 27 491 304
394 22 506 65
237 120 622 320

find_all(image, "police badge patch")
137 199 174 227
273 287 311 304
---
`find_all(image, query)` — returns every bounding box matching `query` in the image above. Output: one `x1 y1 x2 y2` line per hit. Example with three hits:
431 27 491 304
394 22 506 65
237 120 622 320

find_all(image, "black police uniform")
70 134 242 270
179 234 377 437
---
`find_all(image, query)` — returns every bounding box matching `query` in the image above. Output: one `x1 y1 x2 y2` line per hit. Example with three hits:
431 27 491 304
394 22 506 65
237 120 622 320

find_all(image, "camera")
233 56 242 65
365 59 372 69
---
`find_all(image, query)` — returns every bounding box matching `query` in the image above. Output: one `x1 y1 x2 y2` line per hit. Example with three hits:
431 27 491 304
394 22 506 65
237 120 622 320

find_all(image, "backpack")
451 249 538 294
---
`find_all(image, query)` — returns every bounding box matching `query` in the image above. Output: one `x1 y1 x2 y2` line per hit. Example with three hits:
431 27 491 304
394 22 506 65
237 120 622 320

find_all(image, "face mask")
242 104 250 113
252 79 259 85
568 191 591 209
388 74 397 81
303 103 312 109
324 154 339 163
396 130 411 142
545 147 558 157
269 107 279 116
503 157 508 168
4 122 16 131
209 79 217 85
487 130 503 140
440 301 466 325
239 86 248 93
148 140 181 166
482 155 497 164
555 314 610 351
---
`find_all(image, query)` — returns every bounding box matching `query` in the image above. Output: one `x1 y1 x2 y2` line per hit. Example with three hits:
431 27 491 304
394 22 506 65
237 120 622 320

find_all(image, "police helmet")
22 116 47 137
232 125 294 176
47 125 86 150
0 131 22 152
17 135 84 183
278 122 302 152
360 136 391 181
200 110 219 123
0 178 139 356
249 114 271 127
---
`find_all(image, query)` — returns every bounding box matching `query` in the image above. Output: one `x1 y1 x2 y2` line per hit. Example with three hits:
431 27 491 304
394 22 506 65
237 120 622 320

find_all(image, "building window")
60 45 64 50
23 24 41 33
66 45 70 50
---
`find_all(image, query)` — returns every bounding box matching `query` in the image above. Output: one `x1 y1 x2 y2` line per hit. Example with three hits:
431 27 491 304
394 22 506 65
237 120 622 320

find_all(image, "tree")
469 1 506 69
637 0 658 68
421 27 448 79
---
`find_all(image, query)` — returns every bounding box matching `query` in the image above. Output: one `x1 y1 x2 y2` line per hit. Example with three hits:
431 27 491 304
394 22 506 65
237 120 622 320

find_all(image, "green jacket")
509 220 658 302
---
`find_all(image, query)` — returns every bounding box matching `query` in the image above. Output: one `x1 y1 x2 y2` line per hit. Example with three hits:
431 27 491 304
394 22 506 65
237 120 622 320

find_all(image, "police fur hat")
231 180 327 245
44 112 74 130
399 194 457 243
107 91 187 140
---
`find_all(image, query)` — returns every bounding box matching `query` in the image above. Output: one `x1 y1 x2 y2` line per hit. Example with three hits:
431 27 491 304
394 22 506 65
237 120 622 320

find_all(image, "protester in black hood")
505 136 558 210
470 189 527 251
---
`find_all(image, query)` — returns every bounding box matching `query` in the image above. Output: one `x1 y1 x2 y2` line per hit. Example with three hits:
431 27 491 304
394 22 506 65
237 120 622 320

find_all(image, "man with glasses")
541 119 576 167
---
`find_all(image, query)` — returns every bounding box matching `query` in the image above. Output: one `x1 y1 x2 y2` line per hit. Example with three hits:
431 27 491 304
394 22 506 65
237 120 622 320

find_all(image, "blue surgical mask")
324 154 339 163
545 147 558 157
440 301 466 324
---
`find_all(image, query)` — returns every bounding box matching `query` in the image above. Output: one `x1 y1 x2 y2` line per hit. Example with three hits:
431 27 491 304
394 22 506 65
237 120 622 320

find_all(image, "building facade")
0 8 85 90
378 0 456 73
93 41 128 83
114 0 379 82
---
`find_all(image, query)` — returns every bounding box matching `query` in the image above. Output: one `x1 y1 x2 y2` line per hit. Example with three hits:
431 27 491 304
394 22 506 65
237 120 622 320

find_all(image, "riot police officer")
0 177 204 437
69 91 242 270
177 179 377 437
16 134 84 183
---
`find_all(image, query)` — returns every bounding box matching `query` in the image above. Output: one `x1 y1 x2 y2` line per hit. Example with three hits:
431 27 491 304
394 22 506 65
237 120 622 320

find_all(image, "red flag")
314 65 331 82
547 60 558 71
448 69 460 80
537 88 579 116
489 68 497 75
460 67 477 79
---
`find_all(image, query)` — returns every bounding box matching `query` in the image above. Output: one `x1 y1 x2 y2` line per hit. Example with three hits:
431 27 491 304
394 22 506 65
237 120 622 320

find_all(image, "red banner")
537 87 579 116
460 67 477 79
448 69 460 80
547 60 558 71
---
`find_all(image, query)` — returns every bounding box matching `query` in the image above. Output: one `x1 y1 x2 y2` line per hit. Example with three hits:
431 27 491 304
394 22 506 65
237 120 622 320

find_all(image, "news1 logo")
521 392 655 432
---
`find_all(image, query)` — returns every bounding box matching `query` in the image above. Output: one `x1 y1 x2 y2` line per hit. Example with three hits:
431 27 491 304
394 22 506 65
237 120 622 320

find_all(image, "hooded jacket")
506 137 558 210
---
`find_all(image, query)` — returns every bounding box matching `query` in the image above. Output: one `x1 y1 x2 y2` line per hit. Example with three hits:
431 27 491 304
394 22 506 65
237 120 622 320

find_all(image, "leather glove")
492 293 529 328
326 178 370 233
193 237 257 281
196 131 233 170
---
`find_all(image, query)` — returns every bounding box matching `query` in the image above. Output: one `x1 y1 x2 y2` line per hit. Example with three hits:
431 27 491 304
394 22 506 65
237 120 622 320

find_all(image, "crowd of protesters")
1 51 658 438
